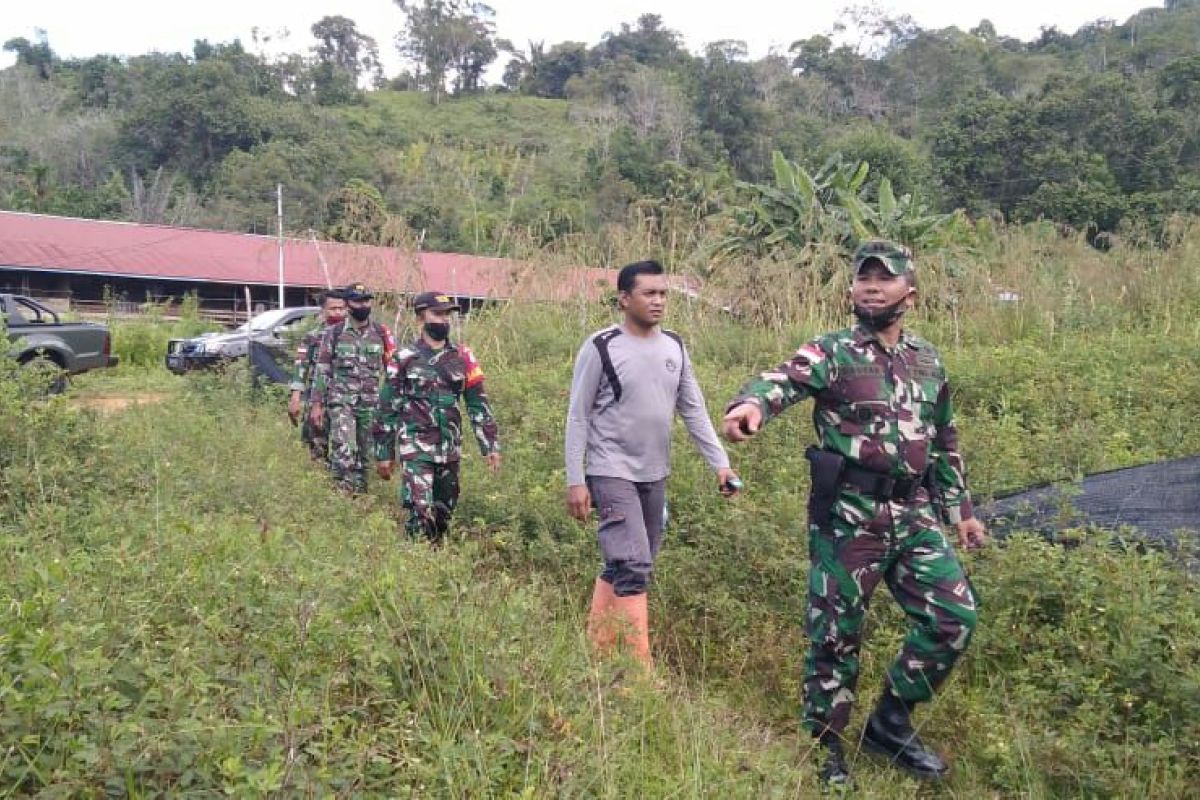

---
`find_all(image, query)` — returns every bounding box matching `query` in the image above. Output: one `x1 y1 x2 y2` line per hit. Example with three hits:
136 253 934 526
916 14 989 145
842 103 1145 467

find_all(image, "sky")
0 0 1161 74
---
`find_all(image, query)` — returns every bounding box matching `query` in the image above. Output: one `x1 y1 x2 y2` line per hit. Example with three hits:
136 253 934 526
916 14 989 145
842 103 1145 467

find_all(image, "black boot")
817 735 851 791
862 690 948 780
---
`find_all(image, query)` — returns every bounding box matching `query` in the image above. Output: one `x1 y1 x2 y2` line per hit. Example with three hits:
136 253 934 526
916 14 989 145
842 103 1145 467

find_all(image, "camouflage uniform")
312 319 396 492
373 338 499 541
729 324 979 739
291 323 331 460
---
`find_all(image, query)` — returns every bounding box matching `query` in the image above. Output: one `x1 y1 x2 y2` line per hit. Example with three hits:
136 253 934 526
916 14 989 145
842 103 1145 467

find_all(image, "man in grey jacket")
565 260 740 669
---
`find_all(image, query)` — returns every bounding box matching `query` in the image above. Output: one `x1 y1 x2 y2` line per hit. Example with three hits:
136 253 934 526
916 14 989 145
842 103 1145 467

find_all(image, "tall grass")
3 224 1199 796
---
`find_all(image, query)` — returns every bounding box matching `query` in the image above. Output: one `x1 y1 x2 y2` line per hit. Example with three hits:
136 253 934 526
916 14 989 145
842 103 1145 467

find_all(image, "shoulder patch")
460 344 485 388
797 342 826 364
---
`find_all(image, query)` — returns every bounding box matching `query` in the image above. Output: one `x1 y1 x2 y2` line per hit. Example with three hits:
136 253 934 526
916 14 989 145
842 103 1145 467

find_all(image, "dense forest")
3 1 1200 260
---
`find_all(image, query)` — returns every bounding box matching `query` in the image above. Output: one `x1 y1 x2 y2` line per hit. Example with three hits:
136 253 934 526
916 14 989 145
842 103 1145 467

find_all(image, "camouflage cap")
344 282 374 301
853 240 914 277
412 291 456 313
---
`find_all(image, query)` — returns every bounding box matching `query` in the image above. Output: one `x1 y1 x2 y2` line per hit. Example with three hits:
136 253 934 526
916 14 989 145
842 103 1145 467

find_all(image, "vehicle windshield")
234 309 291 333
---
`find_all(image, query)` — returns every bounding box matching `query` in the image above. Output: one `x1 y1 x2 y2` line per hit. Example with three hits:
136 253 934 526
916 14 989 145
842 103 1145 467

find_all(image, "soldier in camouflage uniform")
310 283 396 494
373 291 501 542
722 241 987 787
289 289 346 460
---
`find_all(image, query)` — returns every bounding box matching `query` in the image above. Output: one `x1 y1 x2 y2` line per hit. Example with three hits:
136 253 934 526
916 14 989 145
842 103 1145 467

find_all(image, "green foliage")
310 15 382 105
821 126 932 200
716 151 960 265
8 4 1200 251
105 295 221 369
117 50 283 182
5 228 1200 795
395 0 500 103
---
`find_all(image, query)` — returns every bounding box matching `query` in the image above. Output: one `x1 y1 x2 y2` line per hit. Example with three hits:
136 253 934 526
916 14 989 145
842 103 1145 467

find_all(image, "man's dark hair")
617 260 665 293
319 288 345 305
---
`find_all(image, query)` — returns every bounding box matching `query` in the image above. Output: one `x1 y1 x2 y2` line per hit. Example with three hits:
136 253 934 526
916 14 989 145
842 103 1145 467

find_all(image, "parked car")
165 306 319 374
3 293 119 391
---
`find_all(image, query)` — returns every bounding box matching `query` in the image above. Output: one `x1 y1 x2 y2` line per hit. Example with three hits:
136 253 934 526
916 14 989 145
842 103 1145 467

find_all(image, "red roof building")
0 211 615 310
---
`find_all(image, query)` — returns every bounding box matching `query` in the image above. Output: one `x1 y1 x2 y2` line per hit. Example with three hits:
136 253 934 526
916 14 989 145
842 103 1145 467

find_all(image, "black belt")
841 463 926 503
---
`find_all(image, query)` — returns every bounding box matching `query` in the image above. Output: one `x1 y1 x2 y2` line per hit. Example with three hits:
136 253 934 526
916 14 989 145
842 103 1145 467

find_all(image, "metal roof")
0 211 615 301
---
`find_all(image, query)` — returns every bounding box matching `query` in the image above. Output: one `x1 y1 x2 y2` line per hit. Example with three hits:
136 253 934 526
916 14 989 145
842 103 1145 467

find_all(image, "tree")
310 16 382 104
518 41 588 98
118 52 278 182
395 0 499 103
823 126 931 199
591 15 689 71
325 179 391 243
4 31 55 80
694 41 767 177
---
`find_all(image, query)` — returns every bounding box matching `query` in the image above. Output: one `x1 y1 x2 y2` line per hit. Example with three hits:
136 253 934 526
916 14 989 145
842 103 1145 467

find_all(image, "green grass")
3 226 1200 796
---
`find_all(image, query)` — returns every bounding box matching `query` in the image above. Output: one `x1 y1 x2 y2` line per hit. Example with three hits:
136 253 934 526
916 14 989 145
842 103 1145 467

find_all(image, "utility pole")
276 183 285 309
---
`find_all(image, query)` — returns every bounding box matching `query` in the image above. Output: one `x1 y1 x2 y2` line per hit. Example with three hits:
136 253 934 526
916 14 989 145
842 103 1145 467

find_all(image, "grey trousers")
587 476 667 597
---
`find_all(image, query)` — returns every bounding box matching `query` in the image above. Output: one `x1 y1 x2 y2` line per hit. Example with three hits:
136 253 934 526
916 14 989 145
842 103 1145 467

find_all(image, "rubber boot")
609 591 653 669
862 689 948 780
586 577 617 653
817 734 851 791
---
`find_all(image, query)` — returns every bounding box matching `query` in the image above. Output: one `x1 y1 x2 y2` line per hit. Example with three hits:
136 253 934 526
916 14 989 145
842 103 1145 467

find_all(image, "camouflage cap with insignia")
344 282 374 301
412 291 457 313
853 240 914 277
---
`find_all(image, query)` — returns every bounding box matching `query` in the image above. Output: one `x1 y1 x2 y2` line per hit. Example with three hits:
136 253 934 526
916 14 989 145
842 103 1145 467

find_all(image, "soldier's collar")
851 323 916 350
414 337 455 352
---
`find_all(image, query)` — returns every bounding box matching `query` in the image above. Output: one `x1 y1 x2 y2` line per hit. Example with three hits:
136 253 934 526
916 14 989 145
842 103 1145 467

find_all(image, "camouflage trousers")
300 403 329 461
400 458 461 542
803 493 978 738
327 404 373 492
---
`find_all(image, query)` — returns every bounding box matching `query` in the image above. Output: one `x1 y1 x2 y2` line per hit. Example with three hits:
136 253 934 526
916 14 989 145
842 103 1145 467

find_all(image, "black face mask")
852 298 908 331
348 306 371 322
423 321 451 341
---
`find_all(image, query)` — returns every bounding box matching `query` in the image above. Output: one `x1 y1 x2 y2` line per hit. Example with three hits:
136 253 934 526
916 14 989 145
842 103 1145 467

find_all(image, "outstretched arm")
722 340 831 440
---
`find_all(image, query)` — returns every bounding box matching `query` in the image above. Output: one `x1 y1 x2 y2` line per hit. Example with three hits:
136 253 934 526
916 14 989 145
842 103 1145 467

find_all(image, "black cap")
344 282 374 301
412 291 456 313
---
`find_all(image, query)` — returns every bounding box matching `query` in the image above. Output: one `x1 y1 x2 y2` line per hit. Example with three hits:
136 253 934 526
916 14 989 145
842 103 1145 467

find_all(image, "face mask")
424 321 451 341
349 306 371 322
852 298 908 331
325 312 344 325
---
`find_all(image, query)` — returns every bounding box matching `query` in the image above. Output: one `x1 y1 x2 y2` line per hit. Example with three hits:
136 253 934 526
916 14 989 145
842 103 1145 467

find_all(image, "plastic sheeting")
978 455 1200 550
248 341 292 386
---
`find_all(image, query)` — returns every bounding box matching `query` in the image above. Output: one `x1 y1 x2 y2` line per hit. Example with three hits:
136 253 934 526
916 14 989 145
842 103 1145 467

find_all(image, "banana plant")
838 177 961 246
714 151 964 263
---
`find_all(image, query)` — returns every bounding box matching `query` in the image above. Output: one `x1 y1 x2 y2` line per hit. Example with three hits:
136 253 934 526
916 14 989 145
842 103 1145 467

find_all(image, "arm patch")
461 344 485 388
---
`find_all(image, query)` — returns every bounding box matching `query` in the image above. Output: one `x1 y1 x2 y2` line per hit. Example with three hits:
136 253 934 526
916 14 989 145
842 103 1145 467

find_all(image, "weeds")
2 226 1199 796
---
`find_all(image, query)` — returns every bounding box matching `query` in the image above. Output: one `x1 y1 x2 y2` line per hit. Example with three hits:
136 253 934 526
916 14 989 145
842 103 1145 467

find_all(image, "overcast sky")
1 0 1160 74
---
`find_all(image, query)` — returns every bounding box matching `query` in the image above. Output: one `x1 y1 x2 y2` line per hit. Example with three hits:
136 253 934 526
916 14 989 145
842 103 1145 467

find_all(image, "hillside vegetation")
3 2 1200 260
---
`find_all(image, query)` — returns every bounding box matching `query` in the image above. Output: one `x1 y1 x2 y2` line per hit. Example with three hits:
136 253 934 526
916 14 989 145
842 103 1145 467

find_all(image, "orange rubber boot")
586 577 617 653
609 592 653 670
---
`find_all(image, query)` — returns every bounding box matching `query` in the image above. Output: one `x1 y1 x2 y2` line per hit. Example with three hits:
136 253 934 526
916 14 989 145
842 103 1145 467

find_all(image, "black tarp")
978 455 1200 552
248 341 292 386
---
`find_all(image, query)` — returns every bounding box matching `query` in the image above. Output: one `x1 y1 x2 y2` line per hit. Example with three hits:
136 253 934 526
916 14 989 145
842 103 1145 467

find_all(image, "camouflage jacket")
373 338 500 463
311 320 396 407
729 324 974 523
290 323 328 398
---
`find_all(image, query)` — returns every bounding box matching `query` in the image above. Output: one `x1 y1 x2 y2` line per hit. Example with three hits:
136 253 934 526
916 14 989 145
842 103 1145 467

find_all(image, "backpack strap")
591 327 687 403
663 329 685 360
327 320 345 359
591 327 624 402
